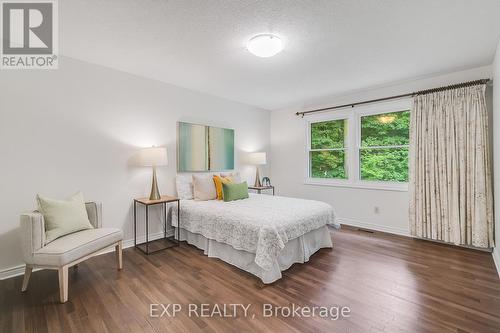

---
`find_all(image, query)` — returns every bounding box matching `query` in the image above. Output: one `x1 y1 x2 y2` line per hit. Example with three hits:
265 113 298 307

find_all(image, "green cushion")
222 181 249 202
37 192 94 244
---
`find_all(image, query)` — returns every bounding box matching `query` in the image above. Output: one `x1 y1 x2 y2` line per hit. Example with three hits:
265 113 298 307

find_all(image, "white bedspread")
172 194 339 271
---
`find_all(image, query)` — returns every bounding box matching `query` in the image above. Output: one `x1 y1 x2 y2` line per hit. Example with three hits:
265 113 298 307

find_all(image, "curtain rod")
295 78 491 117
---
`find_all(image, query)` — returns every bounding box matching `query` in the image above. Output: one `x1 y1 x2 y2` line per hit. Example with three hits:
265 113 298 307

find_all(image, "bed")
171 193 339 283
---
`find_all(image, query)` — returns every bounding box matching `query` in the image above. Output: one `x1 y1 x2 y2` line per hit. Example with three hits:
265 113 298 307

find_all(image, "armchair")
20 202 123 303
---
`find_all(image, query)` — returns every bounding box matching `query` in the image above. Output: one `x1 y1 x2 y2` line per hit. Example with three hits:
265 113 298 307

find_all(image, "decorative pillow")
220 171 241 183
222 181 249 202
213 175 234 200
176 174 194 200
192 174 217 200
36 192 94 244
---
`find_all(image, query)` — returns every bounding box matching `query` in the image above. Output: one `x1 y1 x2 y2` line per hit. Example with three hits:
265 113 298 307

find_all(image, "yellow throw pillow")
213 175 234 200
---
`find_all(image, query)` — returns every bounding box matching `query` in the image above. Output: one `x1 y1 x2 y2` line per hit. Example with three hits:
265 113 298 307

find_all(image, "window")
310 119 348 179
306 100 411 191
359 111 410 182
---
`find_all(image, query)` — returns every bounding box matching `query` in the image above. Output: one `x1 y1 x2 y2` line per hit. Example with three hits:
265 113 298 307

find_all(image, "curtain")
409 84 494 248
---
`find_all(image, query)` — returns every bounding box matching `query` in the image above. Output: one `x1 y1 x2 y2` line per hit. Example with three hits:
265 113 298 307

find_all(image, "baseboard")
338 218 497 255
0 230 173 280
0 265 39 280
338 217 410 237
493 248 500 279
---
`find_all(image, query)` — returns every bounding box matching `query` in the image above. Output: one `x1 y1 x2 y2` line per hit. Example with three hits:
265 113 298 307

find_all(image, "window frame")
305 99 411 192
309 118 349 180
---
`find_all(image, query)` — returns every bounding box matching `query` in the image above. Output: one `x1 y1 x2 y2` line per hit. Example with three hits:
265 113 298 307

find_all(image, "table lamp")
248 152 267 187
138 146 168 200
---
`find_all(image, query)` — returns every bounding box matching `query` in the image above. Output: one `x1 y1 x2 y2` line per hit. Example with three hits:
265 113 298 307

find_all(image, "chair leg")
21 265 33 292
115 241 123 270
58 265 68 303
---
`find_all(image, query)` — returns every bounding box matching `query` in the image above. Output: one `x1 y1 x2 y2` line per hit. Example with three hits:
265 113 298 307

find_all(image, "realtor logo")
1 0 58 69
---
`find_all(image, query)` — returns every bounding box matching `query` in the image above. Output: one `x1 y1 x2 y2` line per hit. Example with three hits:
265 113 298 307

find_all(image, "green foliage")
360 148 409 182
310 151 347 179
310 119 347 149
361 111 410 147
310 111 410 182
359 111 409 182
310 119 347 179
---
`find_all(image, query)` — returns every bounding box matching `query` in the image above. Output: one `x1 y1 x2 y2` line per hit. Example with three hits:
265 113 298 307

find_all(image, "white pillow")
220 171 241 183
37 192 94 244
176 175 194 200
192 174 217 200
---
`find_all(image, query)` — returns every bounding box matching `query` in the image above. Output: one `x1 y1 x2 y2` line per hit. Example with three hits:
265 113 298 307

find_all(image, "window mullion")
359 145 409 150
309 148 346 152
349 112 359 183
306 121 311 179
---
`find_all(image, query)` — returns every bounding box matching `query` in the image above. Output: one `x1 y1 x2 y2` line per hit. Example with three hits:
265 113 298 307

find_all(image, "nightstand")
133 195 180 254
248 185 275 195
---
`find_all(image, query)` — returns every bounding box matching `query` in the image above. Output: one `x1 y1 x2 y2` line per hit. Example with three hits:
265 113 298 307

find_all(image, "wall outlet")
374 206 380 214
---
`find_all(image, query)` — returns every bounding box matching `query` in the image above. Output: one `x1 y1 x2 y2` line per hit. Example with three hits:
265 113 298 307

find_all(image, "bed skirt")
177 226 333 284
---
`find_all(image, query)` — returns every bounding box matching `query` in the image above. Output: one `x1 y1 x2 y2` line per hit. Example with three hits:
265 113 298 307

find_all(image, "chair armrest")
20 212 45 262
85 202 102 228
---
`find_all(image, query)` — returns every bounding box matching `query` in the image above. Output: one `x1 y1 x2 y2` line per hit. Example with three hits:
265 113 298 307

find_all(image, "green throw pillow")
37 192 94 243
222 181 249 202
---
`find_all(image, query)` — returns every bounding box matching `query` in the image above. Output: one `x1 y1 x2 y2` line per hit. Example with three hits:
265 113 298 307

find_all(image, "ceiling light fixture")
247 34 283 58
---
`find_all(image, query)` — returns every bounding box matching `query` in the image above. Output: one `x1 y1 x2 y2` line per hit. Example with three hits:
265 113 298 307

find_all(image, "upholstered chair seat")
32 228 123 267
20 202 123 303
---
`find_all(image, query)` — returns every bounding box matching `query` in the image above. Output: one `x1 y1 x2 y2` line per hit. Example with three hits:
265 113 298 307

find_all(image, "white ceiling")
61 0 500 110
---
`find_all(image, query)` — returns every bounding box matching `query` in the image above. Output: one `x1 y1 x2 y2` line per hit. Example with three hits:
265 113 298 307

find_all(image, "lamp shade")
138 147 168 166
247 152 267 165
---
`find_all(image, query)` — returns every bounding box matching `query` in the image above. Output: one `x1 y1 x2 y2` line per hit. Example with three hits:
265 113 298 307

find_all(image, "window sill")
304 179 408 192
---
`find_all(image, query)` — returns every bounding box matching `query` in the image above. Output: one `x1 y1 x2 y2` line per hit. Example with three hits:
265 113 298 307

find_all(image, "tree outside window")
309 110 409 183
310 119 348 179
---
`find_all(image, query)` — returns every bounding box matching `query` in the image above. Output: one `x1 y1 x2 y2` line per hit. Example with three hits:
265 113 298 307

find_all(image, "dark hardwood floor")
1 227 500 333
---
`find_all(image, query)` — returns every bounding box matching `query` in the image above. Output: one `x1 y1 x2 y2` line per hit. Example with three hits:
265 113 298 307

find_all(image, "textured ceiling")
60 0 500 110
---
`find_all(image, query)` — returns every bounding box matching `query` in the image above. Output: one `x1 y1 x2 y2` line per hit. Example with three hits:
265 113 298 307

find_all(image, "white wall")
493 39 500 275
270 66 492 235
0 57 270 275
